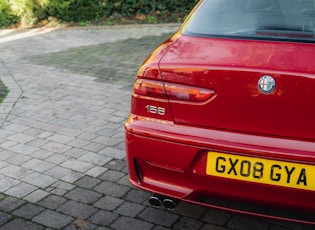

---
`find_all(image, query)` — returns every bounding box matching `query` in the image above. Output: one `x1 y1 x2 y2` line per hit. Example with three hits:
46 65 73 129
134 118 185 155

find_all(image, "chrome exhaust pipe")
148 194 162 207
163 198 178 210
148 194 179 210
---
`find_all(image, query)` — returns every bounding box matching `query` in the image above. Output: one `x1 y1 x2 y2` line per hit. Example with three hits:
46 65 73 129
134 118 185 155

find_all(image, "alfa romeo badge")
258 75 276 93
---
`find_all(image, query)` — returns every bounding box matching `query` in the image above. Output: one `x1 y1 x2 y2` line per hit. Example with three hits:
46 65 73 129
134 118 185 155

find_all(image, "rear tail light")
133 79 215 103
165 83 215 103
133 79 167 99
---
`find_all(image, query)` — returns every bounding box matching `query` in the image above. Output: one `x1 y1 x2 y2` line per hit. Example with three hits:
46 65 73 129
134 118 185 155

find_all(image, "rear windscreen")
183 0 315 42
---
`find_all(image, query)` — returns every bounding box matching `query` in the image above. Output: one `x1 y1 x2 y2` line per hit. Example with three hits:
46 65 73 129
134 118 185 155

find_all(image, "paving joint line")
0 59 23 128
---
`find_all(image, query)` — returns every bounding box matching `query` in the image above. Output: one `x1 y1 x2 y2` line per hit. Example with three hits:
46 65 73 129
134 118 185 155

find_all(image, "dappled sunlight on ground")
0 28 58 44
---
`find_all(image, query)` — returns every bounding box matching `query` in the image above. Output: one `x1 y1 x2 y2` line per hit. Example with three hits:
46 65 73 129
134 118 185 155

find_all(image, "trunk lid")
159 36 315 141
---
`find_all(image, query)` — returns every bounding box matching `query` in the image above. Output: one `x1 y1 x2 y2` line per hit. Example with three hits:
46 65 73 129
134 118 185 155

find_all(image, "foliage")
0 79 9 104
0 0 199 28
109 0 198 17
41 0 106 22
0 0 20 27
106 0 199 23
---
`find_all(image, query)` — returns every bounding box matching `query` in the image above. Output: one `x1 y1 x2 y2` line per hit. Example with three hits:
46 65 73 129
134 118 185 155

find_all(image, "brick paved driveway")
0 25 312 230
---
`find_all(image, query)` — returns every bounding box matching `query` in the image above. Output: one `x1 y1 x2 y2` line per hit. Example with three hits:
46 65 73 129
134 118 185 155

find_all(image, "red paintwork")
125 115 315 223
160 36 315 141
125 5 315 225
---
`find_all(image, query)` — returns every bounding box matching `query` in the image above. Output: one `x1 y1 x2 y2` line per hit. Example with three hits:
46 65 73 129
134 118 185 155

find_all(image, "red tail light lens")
133 79 167 99
165 83 215 103
133 79 215 103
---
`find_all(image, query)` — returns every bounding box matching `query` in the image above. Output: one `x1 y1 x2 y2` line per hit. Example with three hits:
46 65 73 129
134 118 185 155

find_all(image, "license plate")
206 152 315 191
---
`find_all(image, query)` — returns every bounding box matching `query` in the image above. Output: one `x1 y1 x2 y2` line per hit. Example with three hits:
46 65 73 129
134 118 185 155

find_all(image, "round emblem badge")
258 75 276 93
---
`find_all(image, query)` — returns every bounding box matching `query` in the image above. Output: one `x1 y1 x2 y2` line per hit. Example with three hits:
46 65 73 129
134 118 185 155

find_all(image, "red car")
125 0 315 224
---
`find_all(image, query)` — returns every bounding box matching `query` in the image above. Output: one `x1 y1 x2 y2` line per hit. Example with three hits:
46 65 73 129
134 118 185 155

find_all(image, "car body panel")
160 36 315 140
125 115 315 223
125 0 315 225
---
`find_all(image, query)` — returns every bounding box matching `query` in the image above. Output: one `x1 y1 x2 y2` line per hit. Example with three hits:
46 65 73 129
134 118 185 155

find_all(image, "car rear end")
125 0 315 224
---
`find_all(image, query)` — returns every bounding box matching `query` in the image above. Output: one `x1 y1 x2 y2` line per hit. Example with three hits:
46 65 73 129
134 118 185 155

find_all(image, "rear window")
183 0 315 42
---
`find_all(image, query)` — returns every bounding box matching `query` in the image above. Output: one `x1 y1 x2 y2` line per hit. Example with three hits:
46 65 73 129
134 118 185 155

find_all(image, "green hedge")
0 0 199 28
0 0 20 27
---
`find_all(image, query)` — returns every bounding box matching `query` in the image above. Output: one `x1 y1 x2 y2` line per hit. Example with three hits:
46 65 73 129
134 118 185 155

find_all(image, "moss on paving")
0 80 8 103
29 33 173 90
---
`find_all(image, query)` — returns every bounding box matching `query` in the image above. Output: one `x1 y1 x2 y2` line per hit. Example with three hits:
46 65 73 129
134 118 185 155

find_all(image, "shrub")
0 0 19 28
41 0 106 22
104 0 198 19
0 0 199 28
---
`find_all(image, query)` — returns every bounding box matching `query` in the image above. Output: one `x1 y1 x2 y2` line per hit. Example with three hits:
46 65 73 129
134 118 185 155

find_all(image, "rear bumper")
125 114 315 224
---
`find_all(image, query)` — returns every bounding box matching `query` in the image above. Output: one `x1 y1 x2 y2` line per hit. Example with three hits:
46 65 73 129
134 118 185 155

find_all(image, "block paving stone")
94 181 130 198
37 195 68 210
56 200 98 219
111 217 154 230
88 210 119 226
64 187 102 204
0 212 12 226
94 196 124 212
0 24 311 230
12 203 44 219
32 210 74 229
0 218 44 230
0 197 25 212
5 182 36 198
74 176 101 189
114 201 145 218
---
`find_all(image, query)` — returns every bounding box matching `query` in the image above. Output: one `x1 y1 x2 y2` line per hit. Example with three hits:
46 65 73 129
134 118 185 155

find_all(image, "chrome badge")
258 75 276 93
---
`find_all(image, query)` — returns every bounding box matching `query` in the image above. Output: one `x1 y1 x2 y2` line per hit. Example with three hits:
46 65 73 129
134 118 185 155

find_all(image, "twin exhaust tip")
148 194 179 210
